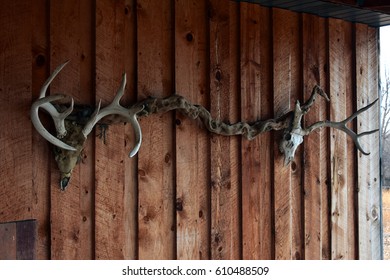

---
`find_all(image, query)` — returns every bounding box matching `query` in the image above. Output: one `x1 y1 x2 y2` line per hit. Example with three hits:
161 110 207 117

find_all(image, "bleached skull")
279 130 304 166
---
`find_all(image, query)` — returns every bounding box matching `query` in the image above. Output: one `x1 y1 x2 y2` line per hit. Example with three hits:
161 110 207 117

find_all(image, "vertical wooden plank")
302 14 330 260
0 0 33 223
16 220 37 260
31 0 51 260
209 0 240 260
137 0 175 259
273 8 303 260
0 223 17 260
50 0 94 259
355 24 381 259
328 18 356 260
95 0 138 259
240 3 273 259
175 0 210 259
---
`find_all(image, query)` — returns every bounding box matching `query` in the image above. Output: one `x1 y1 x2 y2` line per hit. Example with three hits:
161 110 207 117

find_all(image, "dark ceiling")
241 0 390 27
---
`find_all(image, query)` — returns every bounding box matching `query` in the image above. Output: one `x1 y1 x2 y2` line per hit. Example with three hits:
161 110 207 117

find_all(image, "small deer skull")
279 130 304 166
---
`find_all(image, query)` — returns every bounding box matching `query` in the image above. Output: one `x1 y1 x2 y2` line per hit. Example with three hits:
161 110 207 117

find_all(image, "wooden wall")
0 0 381 259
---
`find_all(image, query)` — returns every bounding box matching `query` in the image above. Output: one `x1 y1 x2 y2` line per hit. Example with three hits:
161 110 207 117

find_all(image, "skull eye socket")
284 133 292 141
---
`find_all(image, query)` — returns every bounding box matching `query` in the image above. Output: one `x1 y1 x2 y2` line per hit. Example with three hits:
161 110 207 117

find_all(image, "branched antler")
31 62 378 190
303 98 379 154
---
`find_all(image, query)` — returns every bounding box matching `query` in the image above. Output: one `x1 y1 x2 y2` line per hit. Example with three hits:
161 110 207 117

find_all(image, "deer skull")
31 61 144 190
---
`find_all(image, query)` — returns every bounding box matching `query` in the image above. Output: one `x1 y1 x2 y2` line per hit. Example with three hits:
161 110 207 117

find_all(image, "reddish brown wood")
272 8 303 260
209 0 241 260
175 0 210 259
31 0 51 260
328 18 356 260
95 0 138 260
49 0 94 259
0 0 382 260
0 0 33 222
302 14 330 260
137 0 175 259
240 3 273 260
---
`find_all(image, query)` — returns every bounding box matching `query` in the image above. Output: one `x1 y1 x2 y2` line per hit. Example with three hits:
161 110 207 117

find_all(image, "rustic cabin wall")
209 0 241 260
240 2 273 260
355 24 381 260
0 0 381 260
49 0 95 259
94 0 138 260
137 0 175 259
302 14 330 260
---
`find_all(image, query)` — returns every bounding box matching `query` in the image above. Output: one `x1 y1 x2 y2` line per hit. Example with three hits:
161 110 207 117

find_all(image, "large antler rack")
31 62 379 190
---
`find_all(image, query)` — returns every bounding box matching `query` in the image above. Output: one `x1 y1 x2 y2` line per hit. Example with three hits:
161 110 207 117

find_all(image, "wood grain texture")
137 0 175 259
355 24 381 259
0 220 36 260
175 0 210 260
302 14 330 260
328 18 356 260
49 0 94 259
209 0 241 260
0 0 382 260
0 0 33 223
31 0 51 260
0 223 17 259
16 220 37 259
272 8 303 260
95 0 138 259
240 3 273 260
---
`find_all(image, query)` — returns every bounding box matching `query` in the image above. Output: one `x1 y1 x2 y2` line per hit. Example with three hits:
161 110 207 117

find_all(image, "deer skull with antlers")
31 62 378 190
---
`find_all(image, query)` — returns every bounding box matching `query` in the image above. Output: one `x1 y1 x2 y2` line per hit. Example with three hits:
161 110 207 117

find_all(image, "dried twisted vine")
31 62 378 190
135 94 291 139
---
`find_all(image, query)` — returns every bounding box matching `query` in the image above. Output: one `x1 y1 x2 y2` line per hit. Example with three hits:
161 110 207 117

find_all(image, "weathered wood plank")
16 220 37 259
355 24 381 259
0 0 33 223
95 0 138 260
31 0 51 260
0 223 17 259
328 18 356 260
272 8 303 260
209 0 241 260
302 14 330 260
240 3 273 260
175 0 210 259
137 0 175 259
50 0 94 259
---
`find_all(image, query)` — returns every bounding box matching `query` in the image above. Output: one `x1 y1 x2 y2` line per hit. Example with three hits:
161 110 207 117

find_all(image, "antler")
82 73 144 157
31 61 76 151
31 62 145 189
303 97 379 155
278 85 378 165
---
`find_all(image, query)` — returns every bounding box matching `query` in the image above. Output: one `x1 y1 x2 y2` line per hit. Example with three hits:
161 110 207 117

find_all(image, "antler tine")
38 60 75 138
39 61 69 98
82 73 144 157
31 94 77 151
31 61 76 151
304 98 379 155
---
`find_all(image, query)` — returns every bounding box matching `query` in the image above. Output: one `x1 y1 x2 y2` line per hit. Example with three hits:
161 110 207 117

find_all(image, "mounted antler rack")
31 62 379 190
